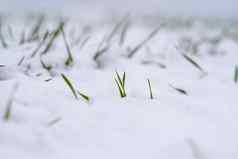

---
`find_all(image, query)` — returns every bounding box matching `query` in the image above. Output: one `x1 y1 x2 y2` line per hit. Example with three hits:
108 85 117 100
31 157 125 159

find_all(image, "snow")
0 16 238 159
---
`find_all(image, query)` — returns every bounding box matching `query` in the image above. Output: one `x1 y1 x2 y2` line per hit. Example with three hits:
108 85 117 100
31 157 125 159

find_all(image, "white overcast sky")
0 0 237 18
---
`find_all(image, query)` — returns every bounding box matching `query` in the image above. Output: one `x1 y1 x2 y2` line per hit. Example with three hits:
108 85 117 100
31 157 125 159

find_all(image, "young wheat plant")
114 71 126 98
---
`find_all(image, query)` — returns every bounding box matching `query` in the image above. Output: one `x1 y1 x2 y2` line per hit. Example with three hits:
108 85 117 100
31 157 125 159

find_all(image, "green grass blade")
116 71 123 87
27 15 45 42
61 25 74 67
30 31 49 58
0 22 8 48
119 19 130 46
106 14 130 43
147 79 153 99
169 84 188 96
77 91 90 102
61 73 78 99
115 78 124 98
47 117 62 127
40 57 52 72
114 71 126 98
7 25 14 40
79 36 91 49
182 54 204 73
234 65 238 83
3 83 19 121
93 15 129 64
19 29 26 45
141 60 166 69
41 22 64 55
17 56 25 66
3 103 12 121
127 26 160 58
93 46 109 62
122 72 126 89
93 34 109 62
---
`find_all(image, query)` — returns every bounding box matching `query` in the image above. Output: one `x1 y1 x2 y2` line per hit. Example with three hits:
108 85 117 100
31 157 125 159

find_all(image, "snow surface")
0 16 238 159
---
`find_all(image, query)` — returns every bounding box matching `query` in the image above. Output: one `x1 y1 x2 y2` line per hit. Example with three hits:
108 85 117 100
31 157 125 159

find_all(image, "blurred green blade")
234 65 238 83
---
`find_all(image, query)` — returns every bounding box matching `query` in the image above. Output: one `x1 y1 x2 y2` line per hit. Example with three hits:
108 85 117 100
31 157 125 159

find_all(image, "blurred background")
0 0 237 19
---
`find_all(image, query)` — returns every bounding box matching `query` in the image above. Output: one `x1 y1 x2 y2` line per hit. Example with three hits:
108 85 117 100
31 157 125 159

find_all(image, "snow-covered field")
1 15 238 159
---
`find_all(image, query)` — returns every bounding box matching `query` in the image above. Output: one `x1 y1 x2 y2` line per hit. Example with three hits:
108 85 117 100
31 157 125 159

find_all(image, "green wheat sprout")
114 71 126 98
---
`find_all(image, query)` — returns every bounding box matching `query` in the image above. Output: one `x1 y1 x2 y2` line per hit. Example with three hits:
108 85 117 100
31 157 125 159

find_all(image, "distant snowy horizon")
0 0 237 19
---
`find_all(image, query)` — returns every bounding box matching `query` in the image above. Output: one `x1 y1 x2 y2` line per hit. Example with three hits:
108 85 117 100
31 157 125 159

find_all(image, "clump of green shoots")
106 14 130 43
61 73 90 102
114 72 126 98
234 65 238 83
147 79 154 99
93 15 130 68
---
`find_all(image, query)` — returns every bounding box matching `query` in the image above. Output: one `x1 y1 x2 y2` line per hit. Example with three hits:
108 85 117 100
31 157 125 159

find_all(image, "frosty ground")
0 15 238 159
